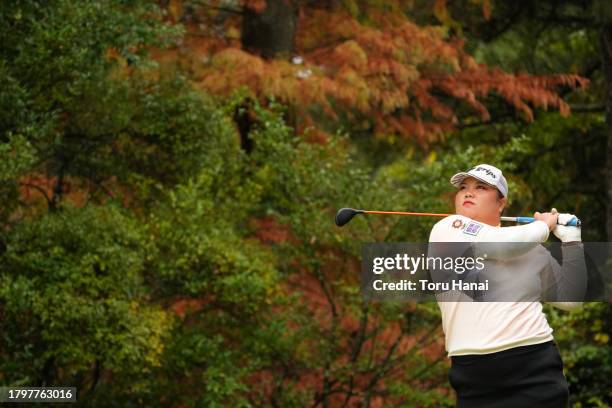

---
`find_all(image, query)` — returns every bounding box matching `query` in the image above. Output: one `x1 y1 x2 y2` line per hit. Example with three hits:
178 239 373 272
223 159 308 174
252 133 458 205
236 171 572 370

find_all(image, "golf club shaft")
361 211 580 227
364 211 450 217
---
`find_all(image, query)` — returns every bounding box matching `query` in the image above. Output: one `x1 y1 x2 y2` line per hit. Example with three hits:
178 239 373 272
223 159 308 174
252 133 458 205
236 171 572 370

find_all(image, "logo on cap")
471 166 496 179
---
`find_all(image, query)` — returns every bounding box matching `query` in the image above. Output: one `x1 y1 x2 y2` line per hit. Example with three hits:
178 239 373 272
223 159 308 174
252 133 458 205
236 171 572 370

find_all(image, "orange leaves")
330 40 368 71
170 297 205 319
200 48 265 94
242 0 267 13
18 174 95 212
434 0 492 30
429 64 589 125
482 0 492 21
167 0 183 22
159 3 589 146
250 215 296 244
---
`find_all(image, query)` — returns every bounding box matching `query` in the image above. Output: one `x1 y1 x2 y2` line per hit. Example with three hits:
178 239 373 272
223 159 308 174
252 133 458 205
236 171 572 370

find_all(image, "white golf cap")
450 164 508 197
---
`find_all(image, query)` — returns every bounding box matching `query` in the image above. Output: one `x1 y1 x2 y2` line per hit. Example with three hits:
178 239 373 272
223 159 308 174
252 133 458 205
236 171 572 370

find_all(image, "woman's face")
454 177 506 225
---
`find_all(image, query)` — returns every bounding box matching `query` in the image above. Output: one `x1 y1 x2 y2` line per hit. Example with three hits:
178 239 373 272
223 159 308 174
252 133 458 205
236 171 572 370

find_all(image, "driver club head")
335 208 364 227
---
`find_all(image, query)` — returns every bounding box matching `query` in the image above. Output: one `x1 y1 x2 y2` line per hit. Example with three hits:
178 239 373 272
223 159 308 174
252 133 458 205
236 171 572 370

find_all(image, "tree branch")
19 182 52 207
341 304 369 408
190 0 245 15
569 103 605 113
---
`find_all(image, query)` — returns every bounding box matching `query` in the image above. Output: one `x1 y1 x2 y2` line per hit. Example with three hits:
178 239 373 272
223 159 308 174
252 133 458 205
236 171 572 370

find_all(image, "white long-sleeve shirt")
428 215 585 356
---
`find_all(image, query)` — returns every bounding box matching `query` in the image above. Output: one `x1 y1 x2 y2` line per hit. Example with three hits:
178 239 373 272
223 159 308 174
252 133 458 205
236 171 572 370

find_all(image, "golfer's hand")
534 211 558 231
551 208 581 242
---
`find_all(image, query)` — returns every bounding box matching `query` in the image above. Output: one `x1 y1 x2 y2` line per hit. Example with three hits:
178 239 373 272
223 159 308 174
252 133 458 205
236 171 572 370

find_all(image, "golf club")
334 208 581 227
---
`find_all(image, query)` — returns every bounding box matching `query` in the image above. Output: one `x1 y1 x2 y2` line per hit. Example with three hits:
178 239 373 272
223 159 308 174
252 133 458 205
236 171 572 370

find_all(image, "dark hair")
497 190 506 216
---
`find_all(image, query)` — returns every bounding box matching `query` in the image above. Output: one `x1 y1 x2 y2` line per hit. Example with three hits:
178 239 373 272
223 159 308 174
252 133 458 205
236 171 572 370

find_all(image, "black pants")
449 341 569 408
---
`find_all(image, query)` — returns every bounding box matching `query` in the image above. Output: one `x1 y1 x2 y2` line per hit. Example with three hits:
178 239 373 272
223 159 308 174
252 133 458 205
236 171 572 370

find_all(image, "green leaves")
0 204 171 384
547 302 612 405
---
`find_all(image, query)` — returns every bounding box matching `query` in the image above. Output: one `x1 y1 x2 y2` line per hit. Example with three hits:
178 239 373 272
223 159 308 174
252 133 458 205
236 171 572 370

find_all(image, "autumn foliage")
157 0 588 144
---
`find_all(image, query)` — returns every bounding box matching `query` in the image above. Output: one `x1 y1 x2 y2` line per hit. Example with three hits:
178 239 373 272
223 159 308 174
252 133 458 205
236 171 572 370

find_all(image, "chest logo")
463 221 483 236
452 219 464 229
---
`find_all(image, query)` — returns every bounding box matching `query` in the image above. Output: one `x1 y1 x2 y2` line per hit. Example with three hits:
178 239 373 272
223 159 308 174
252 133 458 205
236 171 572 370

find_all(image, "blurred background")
0 0 610 406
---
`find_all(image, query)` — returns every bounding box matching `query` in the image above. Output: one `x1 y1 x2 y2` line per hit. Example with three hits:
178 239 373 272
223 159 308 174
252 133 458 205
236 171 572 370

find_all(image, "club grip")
515 216 581 227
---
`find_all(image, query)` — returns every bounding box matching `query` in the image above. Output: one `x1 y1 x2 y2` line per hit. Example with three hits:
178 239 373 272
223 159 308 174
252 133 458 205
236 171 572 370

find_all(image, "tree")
155 0 586 145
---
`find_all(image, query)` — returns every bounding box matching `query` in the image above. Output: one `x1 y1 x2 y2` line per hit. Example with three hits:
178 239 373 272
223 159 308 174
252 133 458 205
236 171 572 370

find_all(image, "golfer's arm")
473 221 550 260
545 243 586 311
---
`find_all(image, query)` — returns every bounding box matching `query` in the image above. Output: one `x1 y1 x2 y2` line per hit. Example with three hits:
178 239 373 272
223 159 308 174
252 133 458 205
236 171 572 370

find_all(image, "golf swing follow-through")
339 163 585 408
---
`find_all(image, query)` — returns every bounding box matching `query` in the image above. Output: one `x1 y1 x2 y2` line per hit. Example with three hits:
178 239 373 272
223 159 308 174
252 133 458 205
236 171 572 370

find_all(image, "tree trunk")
601 24 612 241
241 0 298 60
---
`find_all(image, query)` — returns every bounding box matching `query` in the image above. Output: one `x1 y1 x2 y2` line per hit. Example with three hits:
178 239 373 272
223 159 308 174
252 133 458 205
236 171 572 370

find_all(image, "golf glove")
551 209 581 242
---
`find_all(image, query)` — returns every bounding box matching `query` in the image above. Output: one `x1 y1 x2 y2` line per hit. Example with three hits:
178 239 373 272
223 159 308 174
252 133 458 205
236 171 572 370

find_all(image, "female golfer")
428 163 585 408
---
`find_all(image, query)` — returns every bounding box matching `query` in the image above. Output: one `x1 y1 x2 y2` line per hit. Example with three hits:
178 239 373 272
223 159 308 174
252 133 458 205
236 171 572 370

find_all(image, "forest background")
0 0 610 406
